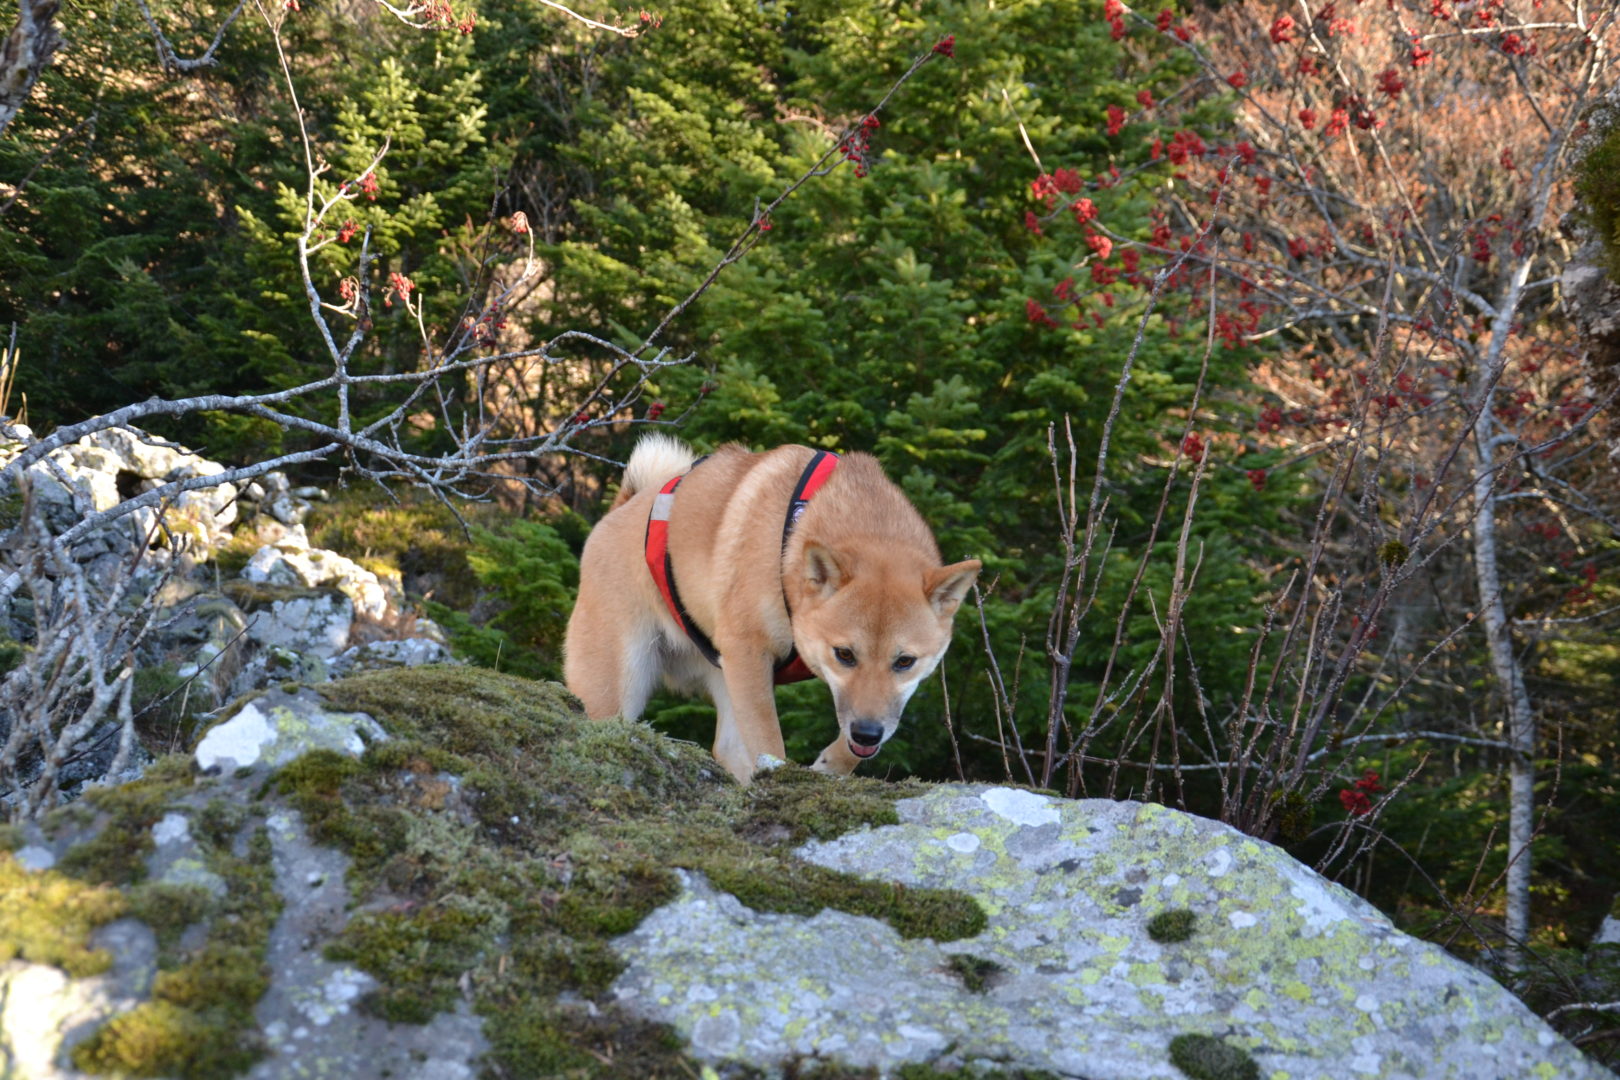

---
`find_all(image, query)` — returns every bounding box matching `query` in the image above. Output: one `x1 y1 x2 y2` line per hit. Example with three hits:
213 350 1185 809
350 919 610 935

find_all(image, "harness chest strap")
644 450 839 684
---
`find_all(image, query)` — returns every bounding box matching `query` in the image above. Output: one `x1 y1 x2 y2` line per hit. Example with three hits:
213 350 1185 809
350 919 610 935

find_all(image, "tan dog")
564 435 980 783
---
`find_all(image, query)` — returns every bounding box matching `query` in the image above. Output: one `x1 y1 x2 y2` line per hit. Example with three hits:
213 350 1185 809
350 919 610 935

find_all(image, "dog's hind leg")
564 597 663 721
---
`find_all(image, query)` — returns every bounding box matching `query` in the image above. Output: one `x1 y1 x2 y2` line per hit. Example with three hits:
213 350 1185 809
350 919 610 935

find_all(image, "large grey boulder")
2 674 1605 1080
612 785 1608 1080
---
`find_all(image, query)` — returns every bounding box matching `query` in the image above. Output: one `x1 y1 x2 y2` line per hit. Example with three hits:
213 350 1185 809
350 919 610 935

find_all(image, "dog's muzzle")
848 719 884 759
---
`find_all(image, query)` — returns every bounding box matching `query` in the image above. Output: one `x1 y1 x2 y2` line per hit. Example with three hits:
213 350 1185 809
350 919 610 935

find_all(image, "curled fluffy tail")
613 433 697 509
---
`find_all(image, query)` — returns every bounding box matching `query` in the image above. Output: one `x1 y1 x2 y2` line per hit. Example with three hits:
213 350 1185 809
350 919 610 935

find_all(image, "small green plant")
1167 1033 1260 1080
946 954 1004 993
1147 908 1197 943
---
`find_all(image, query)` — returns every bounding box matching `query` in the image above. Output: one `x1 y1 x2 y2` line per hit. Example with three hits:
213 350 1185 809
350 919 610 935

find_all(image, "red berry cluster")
839 114 881 179
1338 770 1384 817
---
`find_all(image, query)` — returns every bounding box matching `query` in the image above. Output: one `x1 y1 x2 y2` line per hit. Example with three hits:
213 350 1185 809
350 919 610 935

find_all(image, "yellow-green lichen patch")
0 852 128 976
293 666 986 1077
0 823 21 850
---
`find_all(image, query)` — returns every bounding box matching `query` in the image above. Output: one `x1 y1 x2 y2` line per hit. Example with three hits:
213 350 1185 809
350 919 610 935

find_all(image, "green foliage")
427 520 579 679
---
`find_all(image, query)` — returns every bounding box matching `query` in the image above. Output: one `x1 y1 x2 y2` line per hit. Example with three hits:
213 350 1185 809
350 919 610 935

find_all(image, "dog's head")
793 543 981 762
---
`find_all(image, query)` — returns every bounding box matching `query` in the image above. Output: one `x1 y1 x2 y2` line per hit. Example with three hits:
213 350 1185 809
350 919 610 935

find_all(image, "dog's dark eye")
893 655 916 672
834 647 857 667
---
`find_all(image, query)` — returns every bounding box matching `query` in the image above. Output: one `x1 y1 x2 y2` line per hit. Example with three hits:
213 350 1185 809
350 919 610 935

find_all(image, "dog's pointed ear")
926 559 981 618
803 543 847 599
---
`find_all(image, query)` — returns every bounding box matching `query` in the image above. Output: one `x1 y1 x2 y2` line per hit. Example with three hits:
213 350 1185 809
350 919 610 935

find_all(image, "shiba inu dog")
564 435 981 783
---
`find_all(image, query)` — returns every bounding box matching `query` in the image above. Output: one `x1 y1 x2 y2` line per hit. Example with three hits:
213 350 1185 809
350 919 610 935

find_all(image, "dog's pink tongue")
848 741 880 759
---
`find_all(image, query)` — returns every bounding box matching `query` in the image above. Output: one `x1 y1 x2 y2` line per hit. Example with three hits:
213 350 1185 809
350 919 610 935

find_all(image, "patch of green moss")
946 954 1004 993
56 755 196 886
298 666 986 1077
57 824 155 886
701 852 985 941
326 898 501 1023
274 749 408 878
1148 908 1198 944
0 823 20 851
0 853 128 976
0 628 24 677
1377 539 1409 567
126 882 216 955
71 999 261 1079
1577 118 1620 284
743 763 923 843
1168 1033 1260 1080
75 823 278 1078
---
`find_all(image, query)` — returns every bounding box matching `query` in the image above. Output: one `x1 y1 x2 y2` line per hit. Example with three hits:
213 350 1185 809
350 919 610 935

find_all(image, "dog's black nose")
849 720 884 747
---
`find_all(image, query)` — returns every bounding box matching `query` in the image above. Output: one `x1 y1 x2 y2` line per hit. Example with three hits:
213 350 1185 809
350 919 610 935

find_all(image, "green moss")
192 798 248 851
0 823 20 851
947 954 1004 993
70 999 262 1079
75 823 278 1079
1377 539 1409 567
326 900 501 1023
1576 118 1620 283
1148 908 1198 944
702 853 985 941
1168 1033 1260 1080
743 763 920 843
56 755 196 887
274 749 408 878
58 824 155 886
0 853 128 976
126 882 216 955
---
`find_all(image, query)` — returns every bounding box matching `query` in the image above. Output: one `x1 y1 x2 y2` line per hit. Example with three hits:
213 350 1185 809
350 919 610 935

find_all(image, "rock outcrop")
0 424 450 811
1 668 1607 1080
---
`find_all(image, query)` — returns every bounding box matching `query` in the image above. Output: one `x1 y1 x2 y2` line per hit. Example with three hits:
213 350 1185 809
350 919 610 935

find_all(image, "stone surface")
246 809 487 1080
328 637 454 678
611 785 1607 1080
194 687 386 773
241 589 356 661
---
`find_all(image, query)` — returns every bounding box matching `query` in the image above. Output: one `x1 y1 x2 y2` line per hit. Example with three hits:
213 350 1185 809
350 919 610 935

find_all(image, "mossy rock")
277 666 985 1077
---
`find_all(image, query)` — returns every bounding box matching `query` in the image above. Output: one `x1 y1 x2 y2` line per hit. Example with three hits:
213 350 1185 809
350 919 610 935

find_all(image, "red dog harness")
645 450 839 684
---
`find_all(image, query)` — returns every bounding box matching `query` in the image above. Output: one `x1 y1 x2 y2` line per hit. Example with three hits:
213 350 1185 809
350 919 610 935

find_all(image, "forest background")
2 0 1618 1056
